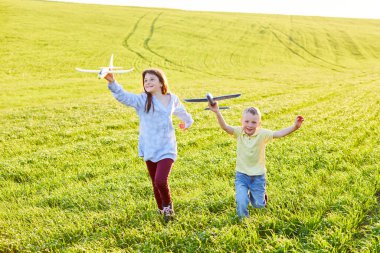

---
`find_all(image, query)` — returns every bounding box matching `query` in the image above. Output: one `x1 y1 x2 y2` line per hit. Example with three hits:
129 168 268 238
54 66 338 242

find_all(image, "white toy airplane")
76 54 134 79
184 92 241 110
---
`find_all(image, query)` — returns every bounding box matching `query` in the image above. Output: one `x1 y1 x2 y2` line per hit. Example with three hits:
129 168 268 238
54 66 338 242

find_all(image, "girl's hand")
294 116 304 129
179 122 186 130
104 73 115 83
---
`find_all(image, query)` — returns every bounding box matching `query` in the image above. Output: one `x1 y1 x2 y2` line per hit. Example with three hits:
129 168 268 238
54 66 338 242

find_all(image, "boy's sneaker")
163 203 175 223
264 193 268 206
157 209 164 215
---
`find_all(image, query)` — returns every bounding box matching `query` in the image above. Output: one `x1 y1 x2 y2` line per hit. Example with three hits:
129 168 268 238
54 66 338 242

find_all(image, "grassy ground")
0 0 379 251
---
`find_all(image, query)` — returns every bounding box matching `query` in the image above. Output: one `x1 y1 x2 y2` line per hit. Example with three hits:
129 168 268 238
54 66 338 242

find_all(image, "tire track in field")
203 20 258 77
229 24 256 67
239 24 275 68
255 80 376 121
123 12 188 72
324 29 342 65
123 12 221 78
188 19 243 78
367 44 380 59
276 29 346 70
122 12 151 66
142 12 188 73
142 13 222 77
202 20 237 68
282 24 347 70
338 30 366 60
270 28 341 71
199 20 267 79
257 25 275 67
264 25 347 72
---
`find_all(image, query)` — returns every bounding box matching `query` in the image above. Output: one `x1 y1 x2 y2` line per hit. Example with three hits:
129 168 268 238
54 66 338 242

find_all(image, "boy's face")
241 112 261 136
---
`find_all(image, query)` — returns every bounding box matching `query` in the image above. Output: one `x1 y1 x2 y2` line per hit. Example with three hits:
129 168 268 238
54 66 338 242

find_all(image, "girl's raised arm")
105 73 144 110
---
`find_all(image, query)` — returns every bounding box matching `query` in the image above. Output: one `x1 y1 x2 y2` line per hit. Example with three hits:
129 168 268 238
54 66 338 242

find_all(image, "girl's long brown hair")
142 68 169 113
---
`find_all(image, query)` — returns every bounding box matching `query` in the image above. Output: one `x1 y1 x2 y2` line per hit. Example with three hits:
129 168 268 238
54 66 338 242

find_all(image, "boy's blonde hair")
243 107 262 120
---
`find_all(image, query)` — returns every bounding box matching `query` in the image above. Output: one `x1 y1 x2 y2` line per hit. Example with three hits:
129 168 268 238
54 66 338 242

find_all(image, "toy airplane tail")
100 54 124 69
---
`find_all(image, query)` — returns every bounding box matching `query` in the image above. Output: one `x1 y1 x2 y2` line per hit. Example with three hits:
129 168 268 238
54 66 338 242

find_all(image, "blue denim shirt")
108 81 193 162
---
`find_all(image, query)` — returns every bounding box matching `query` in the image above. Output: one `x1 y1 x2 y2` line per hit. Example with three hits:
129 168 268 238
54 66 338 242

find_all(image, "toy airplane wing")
75 68 99 73
184 92 241 110
75 68 134 74
213 94 241 101
183 97 209 102
110 68 134 74
184 93 241 103
205 106 230 110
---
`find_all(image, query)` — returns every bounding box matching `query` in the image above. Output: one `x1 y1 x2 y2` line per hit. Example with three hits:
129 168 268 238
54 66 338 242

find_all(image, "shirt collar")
241 128 260 137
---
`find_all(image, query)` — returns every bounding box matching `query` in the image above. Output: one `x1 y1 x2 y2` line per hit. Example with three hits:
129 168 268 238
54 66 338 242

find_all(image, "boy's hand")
294 116 304 129
104 73 115 83
208 101 219 112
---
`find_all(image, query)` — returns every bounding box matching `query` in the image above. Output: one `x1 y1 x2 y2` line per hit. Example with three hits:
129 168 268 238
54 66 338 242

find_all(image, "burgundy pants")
146 158 174 210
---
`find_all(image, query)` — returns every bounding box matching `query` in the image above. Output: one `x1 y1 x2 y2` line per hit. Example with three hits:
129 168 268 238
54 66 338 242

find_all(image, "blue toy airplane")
184 93 241 110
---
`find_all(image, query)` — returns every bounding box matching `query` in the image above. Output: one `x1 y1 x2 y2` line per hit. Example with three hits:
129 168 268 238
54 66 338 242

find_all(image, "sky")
50 0 380 19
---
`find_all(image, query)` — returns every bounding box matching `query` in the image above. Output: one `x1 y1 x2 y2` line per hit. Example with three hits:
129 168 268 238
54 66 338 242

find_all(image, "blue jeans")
235 171 266 218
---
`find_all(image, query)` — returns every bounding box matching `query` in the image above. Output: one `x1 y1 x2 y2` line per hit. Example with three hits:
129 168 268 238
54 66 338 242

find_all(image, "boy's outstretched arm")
273 116 304 138
208 101 234 135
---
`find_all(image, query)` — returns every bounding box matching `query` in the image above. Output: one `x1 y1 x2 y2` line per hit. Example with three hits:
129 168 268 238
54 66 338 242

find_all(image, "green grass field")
1 0 379 251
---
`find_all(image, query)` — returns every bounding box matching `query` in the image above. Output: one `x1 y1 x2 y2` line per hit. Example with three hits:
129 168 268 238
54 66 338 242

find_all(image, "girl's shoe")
163 203 175 223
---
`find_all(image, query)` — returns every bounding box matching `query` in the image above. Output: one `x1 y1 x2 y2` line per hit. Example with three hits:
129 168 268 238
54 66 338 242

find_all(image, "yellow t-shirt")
233 126 274 176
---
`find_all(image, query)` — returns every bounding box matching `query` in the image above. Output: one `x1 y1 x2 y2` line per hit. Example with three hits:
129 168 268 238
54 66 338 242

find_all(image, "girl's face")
143 73 162 95
241 112 261 136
